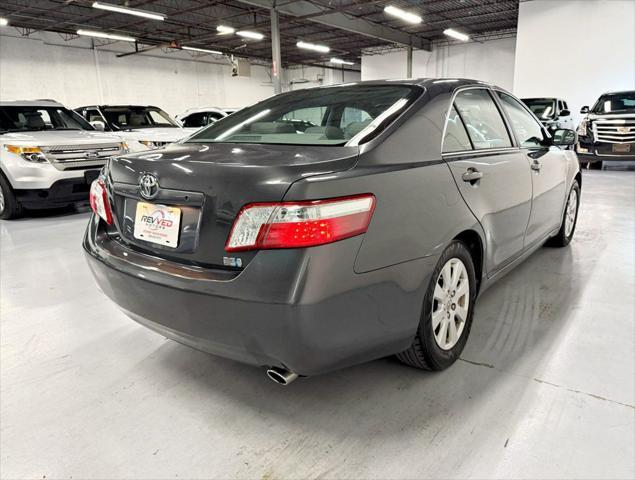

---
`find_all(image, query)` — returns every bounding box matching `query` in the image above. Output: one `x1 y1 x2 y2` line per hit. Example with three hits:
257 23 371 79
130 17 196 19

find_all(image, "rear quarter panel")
284 93 483 274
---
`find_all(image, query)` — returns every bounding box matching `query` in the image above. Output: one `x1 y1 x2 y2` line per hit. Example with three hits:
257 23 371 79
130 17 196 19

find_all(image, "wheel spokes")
437 316 449 347
447 315 458 345
432 308 445 330
434 283 445 302
432 257 471 350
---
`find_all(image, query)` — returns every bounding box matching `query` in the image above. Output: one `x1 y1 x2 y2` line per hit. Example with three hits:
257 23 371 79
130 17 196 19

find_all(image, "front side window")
454 89 512 150
101 106 178 130
208 112 225 122
187 85 420 146
0 106 92 132
443 105 472 153
498 93 546 148
522 98 556 120
182 112 207 128
85 109 103 123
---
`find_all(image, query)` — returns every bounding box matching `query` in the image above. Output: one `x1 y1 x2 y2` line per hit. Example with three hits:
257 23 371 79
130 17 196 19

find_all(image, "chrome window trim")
442 146 521 158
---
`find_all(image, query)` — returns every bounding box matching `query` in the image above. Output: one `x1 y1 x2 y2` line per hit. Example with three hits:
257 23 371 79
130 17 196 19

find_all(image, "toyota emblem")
139 173 159 200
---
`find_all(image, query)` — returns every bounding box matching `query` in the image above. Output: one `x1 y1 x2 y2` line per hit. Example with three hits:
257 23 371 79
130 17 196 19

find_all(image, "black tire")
397 241 477 371
549 181 580 248
589 161 603 170
0 172 23 220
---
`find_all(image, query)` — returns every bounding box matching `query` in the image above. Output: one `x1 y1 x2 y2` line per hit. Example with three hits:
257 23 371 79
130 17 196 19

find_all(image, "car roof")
600 90 635 95
0 100 65 107
98 105 161 108
285 78 500 95
180 107 227 115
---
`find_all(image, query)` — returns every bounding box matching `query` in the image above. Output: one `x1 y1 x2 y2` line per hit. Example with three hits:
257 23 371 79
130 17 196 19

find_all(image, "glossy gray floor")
1 170 634 480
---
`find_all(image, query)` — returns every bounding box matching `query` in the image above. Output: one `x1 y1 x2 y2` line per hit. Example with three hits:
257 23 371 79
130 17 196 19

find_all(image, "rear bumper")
15 171 99 208
83 214 436 376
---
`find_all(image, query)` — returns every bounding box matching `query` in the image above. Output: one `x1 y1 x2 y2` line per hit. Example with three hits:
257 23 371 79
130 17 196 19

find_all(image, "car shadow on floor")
7 202 91 220
141 239 601 437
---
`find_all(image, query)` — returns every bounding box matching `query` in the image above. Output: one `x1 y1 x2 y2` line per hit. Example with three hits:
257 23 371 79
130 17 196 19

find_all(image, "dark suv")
577 91 635 169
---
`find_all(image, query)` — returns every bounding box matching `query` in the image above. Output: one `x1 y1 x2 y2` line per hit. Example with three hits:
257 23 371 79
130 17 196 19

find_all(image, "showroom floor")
1 170 633 479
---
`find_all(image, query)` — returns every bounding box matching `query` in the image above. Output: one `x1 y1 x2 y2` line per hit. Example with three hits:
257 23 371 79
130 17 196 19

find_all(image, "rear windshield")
101 106 178 130
522 98 556 119
592 92 635 114
186 85 420 146
0 106 92 133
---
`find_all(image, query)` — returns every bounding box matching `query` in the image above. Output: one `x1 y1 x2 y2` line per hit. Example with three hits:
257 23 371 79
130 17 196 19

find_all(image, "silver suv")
0 100 126 219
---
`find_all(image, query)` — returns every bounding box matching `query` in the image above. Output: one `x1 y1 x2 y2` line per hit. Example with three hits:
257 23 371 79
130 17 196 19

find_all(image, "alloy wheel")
432 258 470 350
565 189 578 237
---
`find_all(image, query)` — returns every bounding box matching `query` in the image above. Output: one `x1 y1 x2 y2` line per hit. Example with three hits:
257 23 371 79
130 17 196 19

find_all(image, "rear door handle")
462 169 483 183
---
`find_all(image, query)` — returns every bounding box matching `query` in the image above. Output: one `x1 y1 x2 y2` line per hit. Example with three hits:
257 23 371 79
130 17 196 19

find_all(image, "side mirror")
560 109 571 117
90 120 106 131
552 128 577 146
580 106 589 114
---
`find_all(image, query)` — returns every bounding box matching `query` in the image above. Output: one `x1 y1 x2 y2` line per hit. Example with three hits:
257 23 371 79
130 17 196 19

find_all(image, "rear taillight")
89 178 113 225
225 194 376 252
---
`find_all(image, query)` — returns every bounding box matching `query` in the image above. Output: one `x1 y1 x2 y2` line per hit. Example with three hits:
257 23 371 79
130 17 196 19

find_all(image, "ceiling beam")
234 0 432 51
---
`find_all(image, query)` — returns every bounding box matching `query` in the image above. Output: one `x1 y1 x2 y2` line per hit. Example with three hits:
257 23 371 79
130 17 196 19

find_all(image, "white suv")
75 105 192 151
0 100 126 219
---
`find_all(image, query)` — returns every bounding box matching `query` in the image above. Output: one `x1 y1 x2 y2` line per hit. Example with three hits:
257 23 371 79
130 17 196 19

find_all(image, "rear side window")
454 89 512 149
443 105 472 153
498 92 546 148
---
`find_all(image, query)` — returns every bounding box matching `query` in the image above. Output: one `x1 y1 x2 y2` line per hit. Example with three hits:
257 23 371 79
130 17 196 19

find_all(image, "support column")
270 7 282 94
406 45 413 79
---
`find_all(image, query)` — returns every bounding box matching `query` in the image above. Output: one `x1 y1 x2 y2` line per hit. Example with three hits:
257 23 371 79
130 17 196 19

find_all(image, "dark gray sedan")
84 79 581 385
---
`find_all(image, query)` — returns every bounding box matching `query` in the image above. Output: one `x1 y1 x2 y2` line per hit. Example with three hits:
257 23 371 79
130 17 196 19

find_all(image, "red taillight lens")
89 178 113 225
225 194 376 252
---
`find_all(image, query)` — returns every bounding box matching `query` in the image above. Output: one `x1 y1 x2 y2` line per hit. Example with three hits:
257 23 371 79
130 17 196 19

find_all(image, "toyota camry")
84 79 581 385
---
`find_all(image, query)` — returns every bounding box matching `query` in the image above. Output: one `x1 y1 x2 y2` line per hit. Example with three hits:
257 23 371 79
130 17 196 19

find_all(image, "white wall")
286 65 361 90
361 36 517 91
0 32 360 116
514 0 635 122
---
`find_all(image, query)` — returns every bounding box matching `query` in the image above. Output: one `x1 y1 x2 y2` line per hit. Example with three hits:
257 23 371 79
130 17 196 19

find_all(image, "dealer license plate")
612 143 631 153
133 201 181 247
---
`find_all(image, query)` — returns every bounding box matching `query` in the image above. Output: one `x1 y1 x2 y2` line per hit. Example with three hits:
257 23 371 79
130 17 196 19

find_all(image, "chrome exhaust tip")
266 367 299 386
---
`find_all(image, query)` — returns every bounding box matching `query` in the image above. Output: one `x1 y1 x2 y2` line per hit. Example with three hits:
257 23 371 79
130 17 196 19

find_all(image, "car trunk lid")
106 142 358 269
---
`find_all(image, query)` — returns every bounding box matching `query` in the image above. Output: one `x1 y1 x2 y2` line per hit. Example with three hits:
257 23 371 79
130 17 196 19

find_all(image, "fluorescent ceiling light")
330 58 354 65
236 30 264 40
384 5 422 24
443 28 470 41
0 17 8 27
92 2 166 21
297 41 330 53
217 25 235 35
182 46 223 55
77 29 136 42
